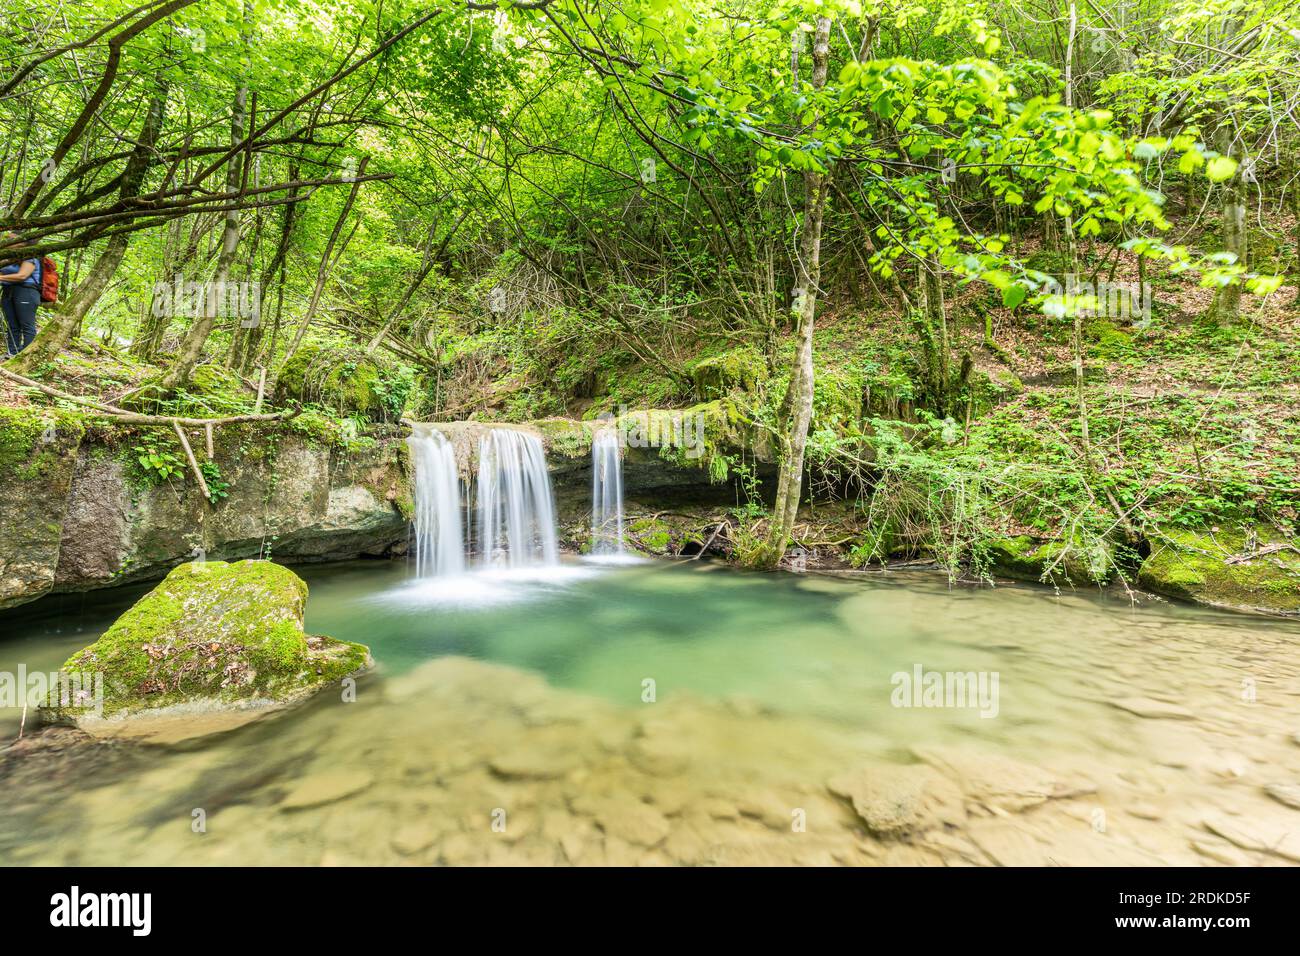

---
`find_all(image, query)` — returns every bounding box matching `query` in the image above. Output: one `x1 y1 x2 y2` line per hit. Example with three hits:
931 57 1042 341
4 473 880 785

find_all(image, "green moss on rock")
47 559 371 724
617 399 775 477
0 406 86 480
982 534 1113 586
1138 526 1300 615
690 347 768 400
629 516 674 554
276 345 395 421
532 417 595 460
1086 319 1136 362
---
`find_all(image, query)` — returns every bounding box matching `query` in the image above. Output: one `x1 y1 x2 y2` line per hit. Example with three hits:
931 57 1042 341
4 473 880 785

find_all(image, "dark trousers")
2 285 39 354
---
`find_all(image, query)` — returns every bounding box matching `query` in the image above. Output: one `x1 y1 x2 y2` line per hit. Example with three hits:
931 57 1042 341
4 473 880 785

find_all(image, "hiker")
0 231 42 356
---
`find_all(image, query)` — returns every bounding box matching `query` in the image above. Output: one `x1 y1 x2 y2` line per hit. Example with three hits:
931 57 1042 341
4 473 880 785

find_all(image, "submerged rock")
1201 813 1300 863
42 559 371 740
280 769 375 810
913 747 1097 812
827 763 965 836
1138 527 1300 616
1263 782 1300 811
1107 696 1195 720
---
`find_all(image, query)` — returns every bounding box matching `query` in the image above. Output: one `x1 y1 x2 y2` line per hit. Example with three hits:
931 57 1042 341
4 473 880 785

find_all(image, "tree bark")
754 15 833 567
1209 121 1246 325
160 2 251 390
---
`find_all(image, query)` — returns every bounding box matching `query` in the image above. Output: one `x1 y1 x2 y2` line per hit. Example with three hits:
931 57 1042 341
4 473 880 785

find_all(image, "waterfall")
591 430 624 554
475 429 559 568
408 426 466 577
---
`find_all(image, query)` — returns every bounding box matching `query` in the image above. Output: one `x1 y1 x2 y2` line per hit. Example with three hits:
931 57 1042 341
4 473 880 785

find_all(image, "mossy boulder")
44 559 371 738
276 345 399 421
618 398 776 472
690 347 768 400
964 367 1024 418
982 534 1113 586
532 416 596 461
1138 527 1300 616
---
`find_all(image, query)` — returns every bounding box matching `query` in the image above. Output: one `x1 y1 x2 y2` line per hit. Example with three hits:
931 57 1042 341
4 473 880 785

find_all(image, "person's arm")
0 261 34 283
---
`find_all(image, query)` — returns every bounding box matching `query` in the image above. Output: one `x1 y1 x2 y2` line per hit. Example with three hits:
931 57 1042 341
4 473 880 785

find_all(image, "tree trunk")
1209 121 1246 325
753 15 832 568
161 2 251 390
8 81 168 371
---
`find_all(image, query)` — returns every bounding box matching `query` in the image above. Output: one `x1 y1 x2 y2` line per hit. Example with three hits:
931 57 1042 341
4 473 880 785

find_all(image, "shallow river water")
1 558 1299 866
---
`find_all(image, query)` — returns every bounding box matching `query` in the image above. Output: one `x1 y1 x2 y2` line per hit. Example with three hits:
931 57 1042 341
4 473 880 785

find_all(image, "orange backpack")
38 256 58 304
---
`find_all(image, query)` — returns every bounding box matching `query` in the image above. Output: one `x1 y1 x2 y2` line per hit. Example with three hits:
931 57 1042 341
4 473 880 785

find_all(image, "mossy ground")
0 406 86 481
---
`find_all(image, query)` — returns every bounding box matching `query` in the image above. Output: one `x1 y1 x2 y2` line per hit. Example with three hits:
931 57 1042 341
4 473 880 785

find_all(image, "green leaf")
1205 156 1237 182
1178 149 1204 174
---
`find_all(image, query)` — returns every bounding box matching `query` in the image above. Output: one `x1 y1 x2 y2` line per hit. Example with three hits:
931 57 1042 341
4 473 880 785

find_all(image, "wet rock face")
42 559 371 739
0 424 410 611
1138 526 1300 616
419 411 775 556
0 408 84 609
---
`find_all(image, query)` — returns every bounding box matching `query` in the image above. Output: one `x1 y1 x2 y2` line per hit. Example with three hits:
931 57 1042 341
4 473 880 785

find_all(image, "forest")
2 0 1298 578
0 0 1299 873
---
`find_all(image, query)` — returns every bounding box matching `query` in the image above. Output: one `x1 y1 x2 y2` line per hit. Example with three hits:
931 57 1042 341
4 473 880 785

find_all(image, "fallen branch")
172 421 211 502
0 366 299 427
1224 543 1300 565
692 520 730 559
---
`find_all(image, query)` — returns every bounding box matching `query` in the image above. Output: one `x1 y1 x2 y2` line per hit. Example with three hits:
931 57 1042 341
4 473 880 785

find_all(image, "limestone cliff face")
0 415 411 611
0 406 759 612
418 403 777 556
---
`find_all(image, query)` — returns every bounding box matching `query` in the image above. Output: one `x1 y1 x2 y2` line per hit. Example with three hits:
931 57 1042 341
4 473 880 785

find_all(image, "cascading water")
590 430 624 555
475 429 559 568
408 425 466 577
